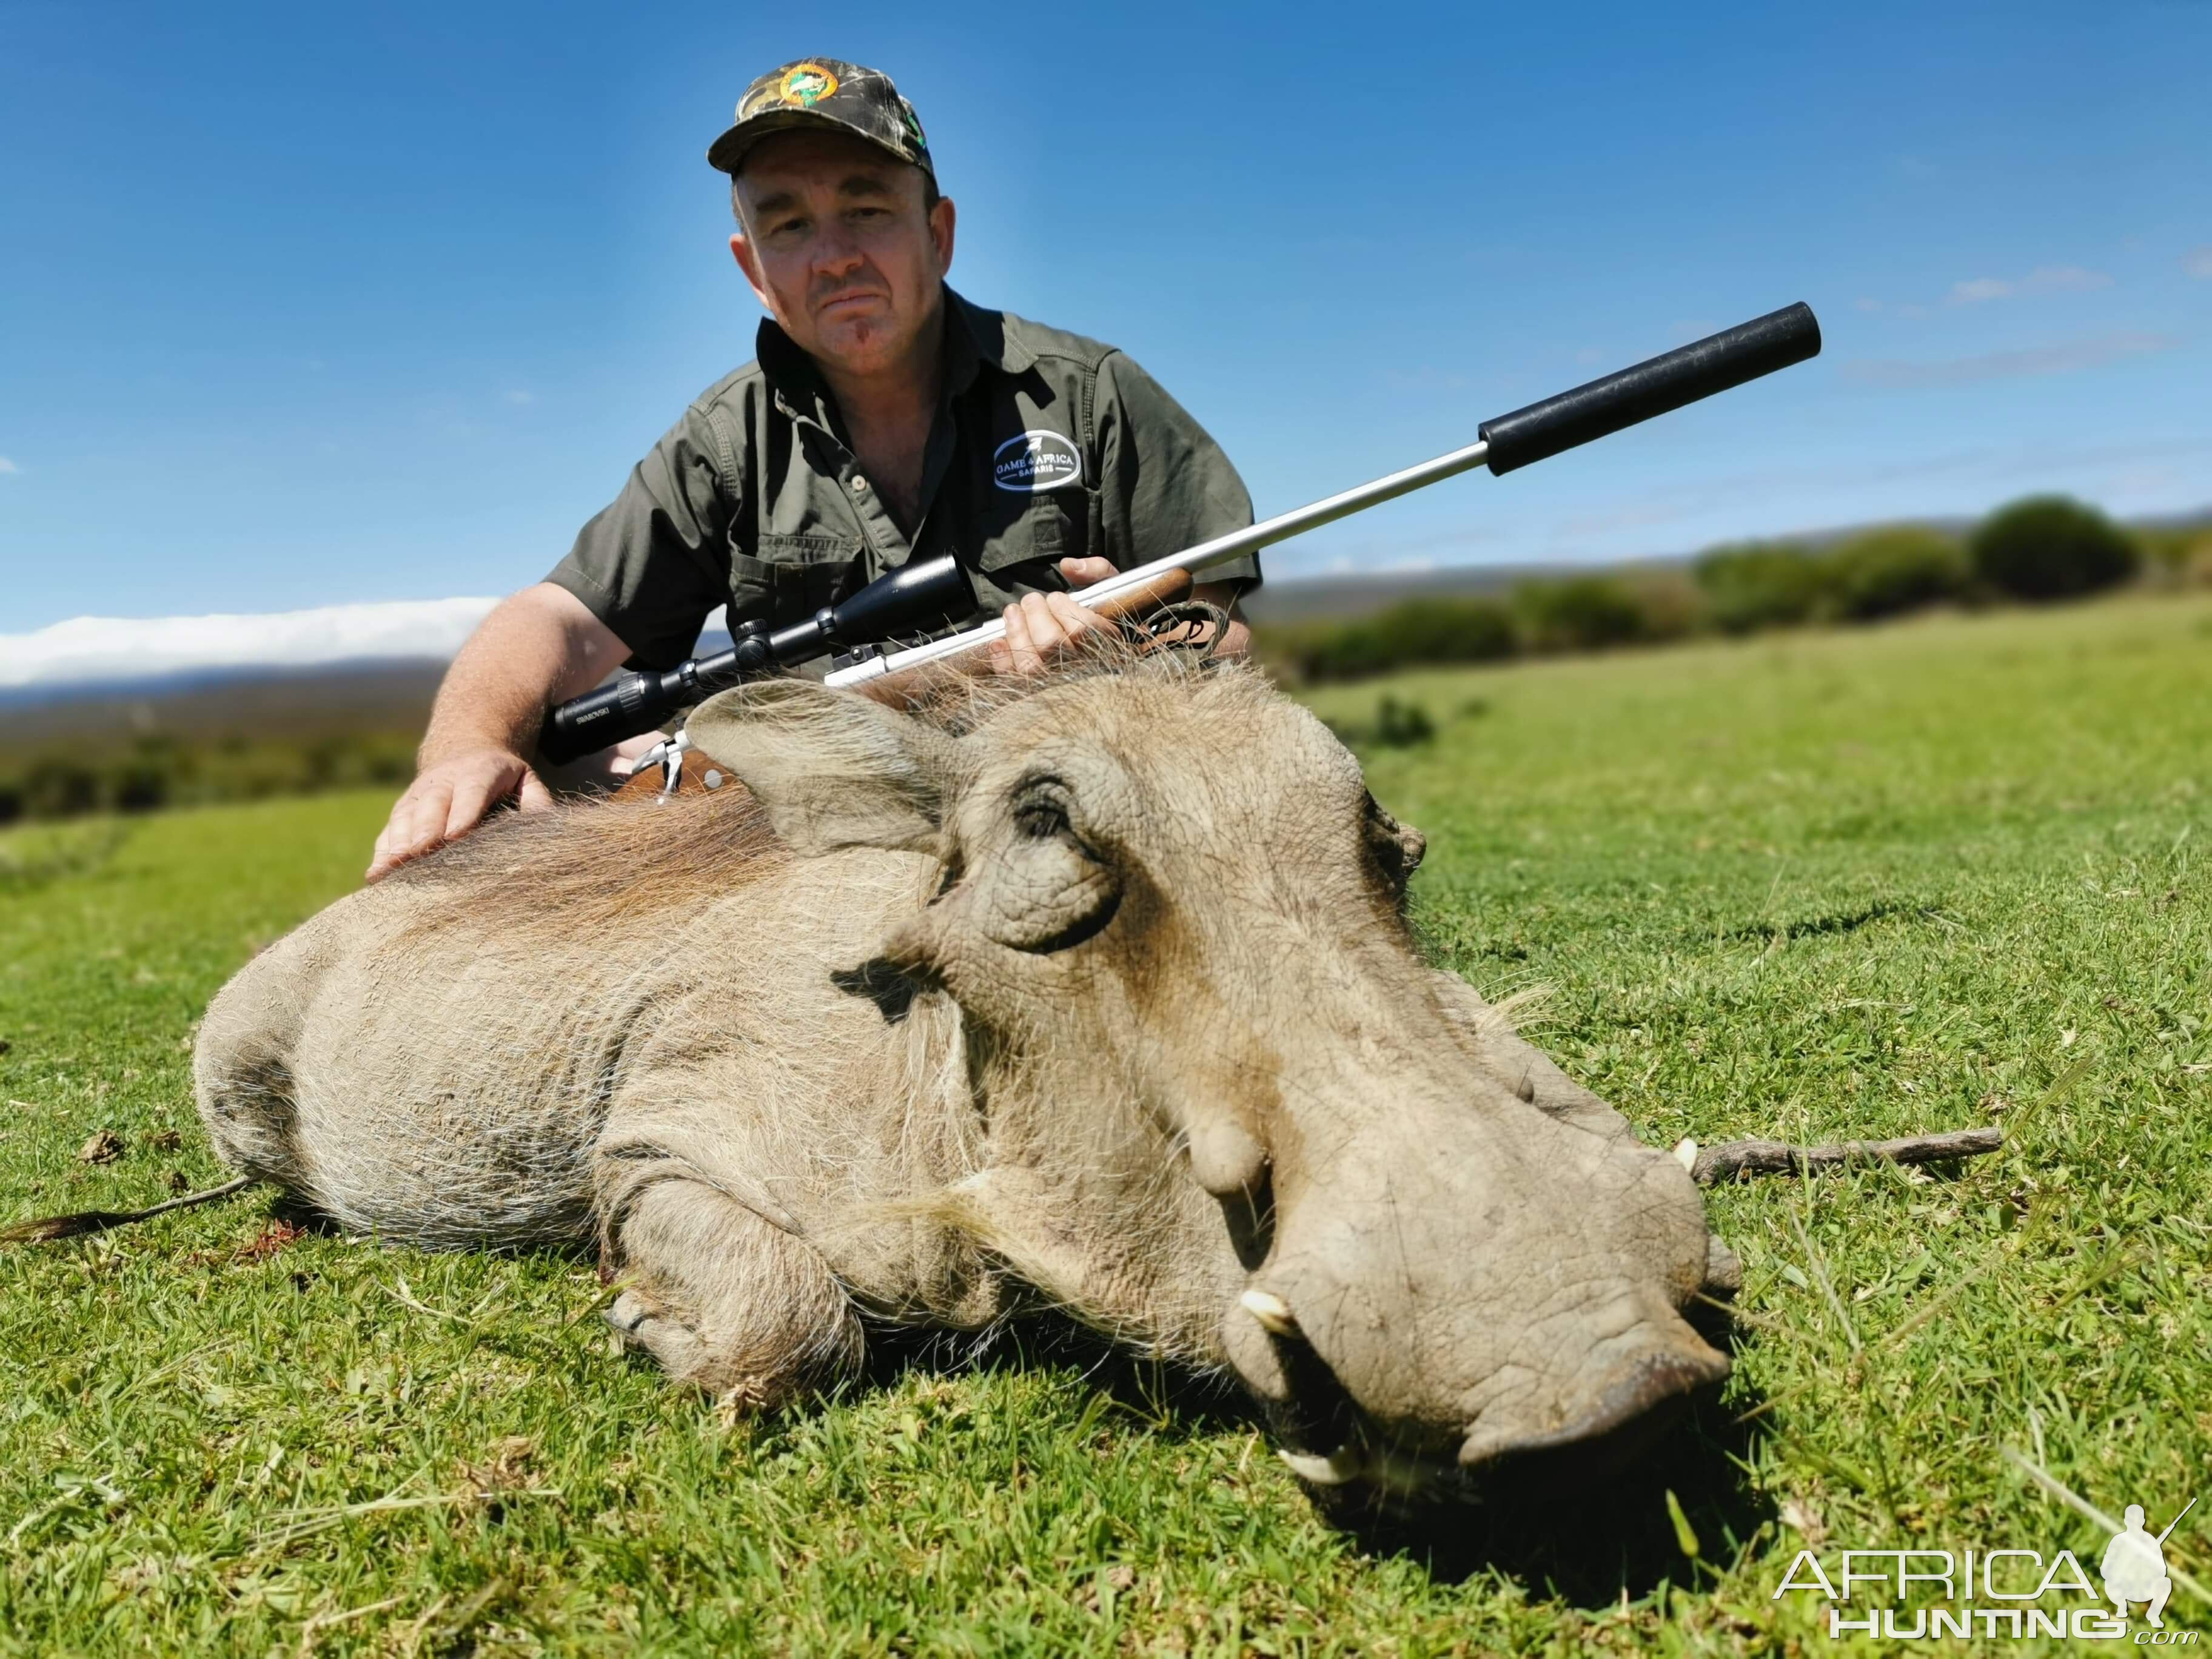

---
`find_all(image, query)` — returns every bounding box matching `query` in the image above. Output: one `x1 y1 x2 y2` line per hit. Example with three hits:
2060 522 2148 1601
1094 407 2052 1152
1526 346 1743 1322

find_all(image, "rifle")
545 301 1821 791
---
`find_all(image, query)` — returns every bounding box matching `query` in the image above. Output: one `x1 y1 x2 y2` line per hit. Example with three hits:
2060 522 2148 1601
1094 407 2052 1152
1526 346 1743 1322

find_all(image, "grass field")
4 595 2209 1655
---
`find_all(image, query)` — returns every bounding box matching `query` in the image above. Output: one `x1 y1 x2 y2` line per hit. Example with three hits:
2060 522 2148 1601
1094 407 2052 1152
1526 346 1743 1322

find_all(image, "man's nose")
809 224 866 280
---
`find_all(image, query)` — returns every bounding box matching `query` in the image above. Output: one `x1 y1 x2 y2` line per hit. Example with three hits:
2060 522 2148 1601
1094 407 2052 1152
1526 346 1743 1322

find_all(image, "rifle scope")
537 551 972 765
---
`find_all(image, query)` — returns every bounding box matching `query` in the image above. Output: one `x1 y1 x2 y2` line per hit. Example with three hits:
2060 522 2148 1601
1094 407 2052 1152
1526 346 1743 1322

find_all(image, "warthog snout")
1212 1037 1732 1510
1456 1344 1730 1482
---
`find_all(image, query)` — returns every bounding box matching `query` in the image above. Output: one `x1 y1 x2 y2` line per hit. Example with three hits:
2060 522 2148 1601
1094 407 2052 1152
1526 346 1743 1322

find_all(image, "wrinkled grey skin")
196 659 1736 1512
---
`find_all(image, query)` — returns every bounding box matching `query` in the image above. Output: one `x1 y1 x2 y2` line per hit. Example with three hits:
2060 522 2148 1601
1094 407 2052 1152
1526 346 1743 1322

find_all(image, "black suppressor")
1478 303 1821 474
537 552 973 765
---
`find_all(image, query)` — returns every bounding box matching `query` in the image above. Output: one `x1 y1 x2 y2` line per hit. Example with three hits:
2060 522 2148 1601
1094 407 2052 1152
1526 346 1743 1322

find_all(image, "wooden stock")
611 567 1200 802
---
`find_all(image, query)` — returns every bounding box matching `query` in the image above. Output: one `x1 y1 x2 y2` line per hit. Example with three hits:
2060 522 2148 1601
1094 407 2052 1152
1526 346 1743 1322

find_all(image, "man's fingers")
517 769 557 813
1057 556 1119 589
365 749 541 882
1042 591 1110 639
441 765 509 843
1000 597 1045 676
400 779 457 859
1021 592 1066 657
366 779 452 881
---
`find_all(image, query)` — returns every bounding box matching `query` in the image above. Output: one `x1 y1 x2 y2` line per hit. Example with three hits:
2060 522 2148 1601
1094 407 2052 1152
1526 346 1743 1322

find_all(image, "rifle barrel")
2157 1495 2197 1545
825 438 1493 688
828 300 1821 690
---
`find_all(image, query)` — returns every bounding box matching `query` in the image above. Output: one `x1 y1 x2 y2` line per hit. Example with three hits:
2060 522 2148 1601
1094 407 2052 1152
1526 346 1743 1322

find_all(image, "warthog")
195 652 1739 1511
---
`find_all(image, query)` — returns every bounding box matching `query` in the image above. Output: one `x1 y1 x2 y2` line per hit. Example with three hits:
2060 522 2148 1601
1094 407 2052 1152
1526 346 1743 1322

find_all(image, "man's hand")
361 582 629 883
366 749 554 882
988 557 1121 676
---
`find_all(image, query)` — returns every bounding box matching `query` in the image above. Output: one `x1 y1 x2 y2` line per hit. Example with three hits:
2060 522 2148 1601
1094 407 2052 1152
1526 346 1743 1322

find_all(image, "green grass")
5 596 2210 1655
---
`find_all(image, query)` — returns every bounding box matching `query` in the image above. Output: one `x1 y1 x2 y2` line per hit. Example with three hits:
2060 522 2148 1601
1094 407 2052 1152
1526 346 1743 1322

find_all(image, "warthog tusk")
1673 1137 1700 1171
1278 1445 1364 1486
1239 1288 1300 1338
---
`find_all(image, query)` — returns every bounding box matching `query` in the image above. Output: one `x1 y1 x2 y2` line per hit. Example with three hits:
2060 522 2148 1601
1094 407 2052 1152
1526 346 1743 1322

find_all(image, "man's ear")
684 680 967 857
729 233 773 310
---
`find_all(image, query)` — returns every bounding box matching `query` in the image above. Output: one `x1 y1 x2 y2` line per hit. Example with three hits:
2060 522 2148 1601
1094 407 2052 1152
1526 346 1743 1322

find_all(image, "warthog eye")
1015 797 1068 840
988 774 1118 953
1011 776 1089 854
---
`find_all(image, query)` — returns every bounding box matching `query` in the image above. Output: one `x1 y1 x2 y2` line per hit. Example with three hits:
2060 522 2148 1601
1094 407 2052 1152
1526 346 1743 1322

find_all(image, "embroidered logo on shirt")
992 430 1083 493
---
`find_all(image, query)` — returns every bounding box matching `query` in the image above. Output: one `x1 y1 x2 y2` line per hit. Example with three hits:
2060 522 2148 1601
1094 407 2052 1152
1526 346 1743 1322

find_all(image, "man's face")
730 130 955 380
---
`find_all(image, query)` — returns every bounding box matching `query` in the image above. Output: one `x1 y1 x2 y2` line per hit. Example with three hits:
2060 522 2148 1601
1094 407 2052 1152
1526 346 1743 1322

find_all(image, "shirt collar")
756 284 1034 431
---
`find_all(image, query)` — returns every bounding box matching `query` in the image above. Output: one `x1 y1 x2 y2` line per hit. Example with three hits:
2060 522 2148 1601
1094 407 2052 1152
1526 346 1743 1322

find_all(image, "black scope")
538 552 974 765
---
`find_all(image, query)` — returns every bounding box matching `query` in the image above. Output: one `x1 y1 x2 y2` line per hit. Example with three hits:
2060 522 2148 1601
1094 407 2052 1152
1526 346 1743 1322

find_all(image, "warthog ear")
685 680 967 857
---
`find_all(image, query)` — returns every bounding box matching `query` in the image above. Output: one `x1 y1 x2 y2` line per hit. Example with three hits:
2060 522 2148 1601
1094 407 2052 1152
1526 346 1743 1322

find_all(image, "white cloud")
1575 347 1603 365
0 456 19 475
2185 247 2212 280
0 597 498 690
1668 319 1717 343
1950 265 2111 304
1840 330 2178 389
1854 298 1882 313
2020 264 2111 293
504 389 534 406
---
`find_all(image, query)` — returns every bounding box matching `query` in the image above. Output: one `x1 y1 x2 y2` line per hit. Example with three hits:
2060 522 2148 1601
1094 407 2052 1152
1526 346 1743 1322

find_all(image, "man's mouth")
817 289 887 316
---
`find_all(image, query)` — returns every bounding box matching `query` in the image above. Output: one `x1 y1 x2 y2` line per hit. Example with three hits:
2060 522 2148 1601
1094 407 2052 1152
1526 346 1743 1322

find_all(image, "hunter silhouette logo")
2104 1499 2193 1629
1771 1492 2200 1641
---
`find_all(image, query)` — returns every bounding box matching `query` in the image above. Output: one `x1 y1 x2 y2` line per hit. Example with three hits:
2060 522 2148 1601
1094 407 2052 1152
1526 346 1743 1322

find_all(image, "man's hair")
730 167 942 228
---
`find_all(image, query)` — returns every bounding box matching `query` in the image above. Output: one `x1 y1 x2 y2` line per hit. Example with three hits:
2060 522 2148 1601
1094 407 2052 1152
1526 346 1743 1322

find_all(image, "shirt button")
851 475 870 494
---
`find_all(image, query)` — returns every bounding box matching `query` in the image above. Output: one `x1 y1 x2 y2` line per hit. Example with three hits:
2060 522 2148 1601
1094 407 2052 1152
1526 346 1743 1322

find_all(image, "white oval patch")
992 429 1084 493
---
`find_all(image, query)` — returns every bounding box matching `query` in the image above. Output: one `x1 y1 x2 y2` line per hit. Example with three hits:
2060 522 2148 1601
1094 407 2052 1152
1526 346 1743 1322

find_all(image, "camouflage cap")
707 58 933 179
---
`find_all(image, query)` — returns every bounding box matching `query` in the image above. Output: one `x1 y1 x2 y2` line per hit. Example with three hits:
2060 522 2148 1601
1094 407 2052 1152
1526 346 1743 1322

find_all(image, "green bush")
1372 695 1436 748
1617 569 1705 642
1970 495 2139 602
1514 575 1647 652
0 730 422 823
1692 541 1830 634
19 758 100 819
1825 526 1969 620
1265 596 1518 684
1369 597 1520 667
1322 695 1436 751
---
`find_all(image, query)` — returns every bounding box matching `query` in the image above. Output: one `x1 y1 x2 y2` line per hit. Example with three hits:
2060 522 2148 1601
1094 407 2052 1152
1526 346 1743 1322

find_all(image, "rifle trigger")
657 730 694 800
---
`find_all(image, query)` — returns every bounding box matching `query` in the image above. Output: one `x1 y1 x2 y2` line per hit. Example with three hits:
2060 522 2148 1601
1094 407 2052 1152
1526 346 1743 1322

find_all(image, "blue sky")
3 0 2208 637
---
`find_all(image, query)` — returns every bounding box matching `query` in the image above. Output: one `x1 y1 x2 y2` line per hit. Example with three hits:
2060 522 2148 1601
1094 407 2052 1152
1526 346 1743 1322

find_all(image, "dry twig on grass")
1687 1127 2002 1186
1 1175 256 1244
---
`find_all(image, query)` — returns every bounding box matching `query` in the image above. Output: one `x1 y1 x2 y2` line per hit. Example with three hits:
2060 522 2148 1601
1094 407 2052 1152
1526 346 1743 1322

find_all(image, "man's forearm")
418 583 629 769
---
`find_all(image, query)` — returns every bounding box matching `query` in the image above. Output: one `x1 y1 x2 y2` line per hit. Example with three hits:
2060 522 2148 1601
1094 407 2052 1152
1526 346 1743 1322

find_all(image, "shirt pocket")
733 536 867 623
974 490 1089 592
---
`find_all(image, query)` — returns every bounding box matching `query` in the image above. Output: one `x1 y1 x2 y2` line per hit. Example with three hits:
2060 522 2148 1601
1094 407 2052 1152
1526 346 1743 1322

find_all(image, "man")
2101 1504 2176 1628
368 57 1258 881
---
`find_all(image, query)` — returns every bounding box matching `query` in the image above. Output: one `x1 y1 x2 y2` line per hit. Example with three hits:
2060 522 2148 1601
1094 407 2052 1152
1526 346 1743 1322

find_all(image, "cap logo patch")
993 431 1083 493
778 64 839 107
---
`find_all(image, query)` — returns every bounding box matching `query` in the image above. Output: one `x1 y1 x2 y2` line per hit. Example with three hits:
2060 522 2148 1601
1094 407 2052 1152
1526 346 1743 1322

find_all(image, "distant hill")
1247 506 2208 625
0 659 450 761
7 505 2202 750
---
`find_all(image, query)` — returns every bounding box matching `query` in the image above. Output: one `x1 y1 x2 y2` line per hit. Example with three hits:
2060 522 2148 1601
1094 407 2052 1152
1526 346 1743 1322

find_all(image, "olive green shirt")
548 288 1261 670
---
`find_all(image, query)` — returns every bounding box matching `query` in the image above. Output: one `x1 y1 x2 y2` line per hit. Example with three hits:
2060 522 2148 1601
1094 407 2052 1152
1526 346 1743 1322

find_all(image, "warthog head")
688 656 1732 1513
